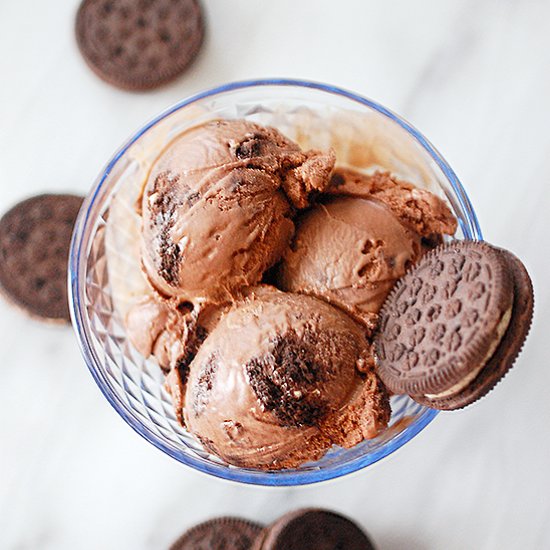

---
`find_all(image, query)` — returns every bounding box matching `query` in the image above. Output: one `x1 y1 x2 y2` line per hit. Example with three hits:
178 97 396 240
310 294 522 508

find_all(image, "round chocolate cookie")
76 0 204 91
412 247 533 410
0 194 84 323
374 240 533 410
170 517 264 550
253 509 375 550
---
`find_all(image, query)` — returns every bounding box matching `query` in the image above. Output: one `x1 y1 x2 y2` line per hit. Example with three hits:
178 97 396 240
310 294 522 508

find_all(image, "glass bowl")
69 79 482 486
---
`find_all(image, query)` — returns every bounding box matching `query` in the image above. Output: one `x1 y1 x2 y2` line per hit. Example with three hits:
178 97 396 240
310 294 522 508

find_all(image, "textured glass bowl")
69 79 482 486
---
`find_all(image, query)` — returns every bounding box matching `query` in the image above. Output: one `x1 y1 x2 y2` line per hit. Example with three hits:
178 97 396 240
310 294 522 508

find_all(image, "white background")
1 1 550 548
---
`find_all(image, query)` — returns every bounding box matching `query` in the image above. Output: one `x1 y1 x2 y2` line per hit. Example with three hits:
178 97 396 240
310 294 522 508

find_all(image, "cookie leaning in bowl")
0 194 84 323
252 508 376 550
373 241 533 410
76 0 205 91
169 517 264 550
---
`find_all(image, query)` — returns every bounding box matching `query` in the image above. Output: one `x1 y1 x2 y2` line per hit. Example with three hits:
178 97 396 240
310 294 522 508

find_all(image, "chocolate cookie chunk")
170 517 264 550
0 194 84 323
76 0 204 91
253 509 375 550
245 330 342 428
374 241 533 410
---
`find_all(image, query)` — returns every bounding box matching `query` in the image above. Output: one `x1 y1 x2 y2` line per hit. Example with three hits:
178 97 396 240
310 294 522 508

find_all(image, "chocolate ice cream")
122 119 459 471
278 167 457 333
183 287 390 470
126 294 225 423
126 295 222 371
140 119 335 305
327 168 457 238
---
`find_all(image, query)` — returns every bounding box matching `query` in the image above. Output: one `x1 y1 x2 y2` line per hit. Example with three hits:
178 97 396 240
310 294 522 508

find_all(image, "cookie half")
253 508 375 550
0 194 84 323
374 241 533 410
76 0 204 91
170 517 264 550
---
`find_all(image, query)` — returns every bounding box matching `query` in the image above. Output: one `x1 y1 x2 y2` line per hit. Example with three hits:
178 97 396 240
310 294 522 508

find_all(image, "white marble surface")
1 1 549 548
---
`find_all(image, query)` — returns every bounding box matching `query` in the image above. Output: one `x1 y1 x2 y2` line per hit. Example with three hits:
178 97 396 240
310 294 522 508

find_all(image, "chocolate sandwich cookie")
0 194 84 323
374 241 533 410
76 0 204 91
169 517 264 550
252 508 375 550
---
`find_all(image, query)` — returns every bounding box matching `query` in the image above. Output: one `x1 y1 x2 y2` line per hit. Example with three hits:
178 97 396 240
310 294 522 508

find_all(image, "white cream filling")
424 306 513 399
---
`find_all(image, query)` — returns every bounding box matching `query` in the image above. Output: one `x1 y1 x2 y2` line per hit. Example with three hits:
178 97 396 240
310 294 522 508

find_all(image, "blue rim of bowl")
69 78 483 486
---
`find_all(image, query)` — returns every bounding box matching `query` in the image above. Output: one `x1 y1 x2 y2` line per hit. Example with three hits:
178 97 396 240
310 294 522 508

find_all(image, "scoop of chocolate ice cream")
126 296 208 371
279 168 457 333
126 294 227 425
279 197 422 333
183 287 390 470
327 168 457 238
140 119 335 305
